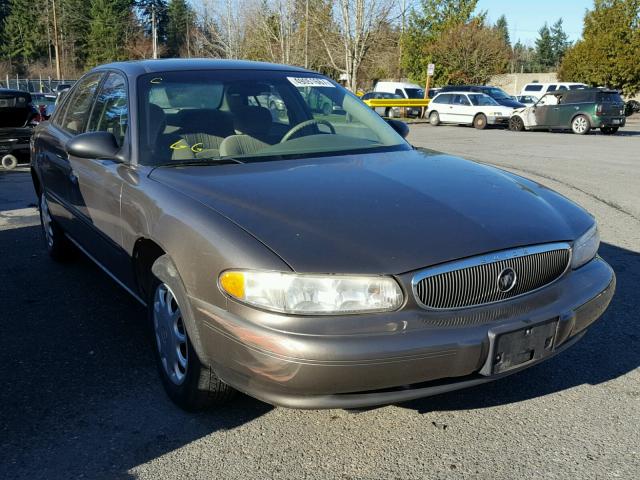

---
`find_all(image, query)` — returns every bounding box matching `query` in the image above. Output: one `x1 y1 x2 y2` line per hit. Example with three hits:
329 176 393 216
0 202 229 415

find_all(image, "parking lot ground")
1 126 639 479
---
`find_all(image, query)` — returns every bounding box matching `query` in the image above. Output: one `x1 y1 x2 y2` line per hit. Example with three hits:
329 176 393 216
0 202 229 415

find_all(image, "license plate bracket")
490 319 558 375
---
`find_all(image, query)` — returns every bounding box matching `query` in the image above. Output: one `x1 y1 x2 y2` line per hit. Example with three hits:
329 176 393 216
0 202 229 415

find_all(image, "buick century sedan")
31 60 615 410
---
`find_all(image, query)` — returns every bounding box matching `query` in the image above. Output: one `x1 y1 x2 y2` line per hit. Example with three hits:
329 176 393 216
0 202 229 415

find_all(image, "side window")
455 95 470 106
441 94 452 104
547 85 557 92
87 73 129 147
558 85 568 91
60 73 102 134
395 89 405 97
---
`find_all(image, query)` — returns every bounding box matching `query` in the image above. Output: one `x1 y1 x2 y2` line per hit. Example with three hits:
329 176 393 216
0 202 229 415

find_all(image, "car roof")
545 87 618 95
91 58 312 77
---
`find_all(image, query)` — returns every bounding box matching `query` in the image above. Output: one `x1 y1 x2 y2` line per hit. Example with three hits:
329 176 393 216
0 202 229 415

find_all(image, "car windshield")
468 94 499 106
485 87 510 100
404 88 424 99
137 70 408 165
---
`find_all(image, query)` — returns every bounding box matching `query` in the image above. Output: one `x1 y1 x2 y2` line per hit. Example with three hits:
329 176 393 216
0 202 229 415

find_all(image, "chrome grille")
413 243 571 310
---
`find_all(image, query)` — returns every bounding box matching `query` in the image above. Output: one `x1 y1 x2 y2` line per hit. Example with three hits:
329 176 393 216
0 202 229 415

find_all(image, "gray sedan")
31 60 615 411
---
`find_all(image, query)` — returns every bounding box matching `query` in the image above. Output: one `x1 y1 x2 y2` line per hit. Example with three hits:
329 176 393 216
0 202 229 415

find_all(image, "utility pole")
152 5 158 59
304 0 309 68
51 0 61 79
186 11 191 58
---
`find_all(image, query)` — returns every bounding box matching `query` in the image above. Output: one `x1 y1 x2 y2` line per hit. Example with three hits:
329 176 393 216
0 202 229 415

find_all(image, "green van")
509 88 626 135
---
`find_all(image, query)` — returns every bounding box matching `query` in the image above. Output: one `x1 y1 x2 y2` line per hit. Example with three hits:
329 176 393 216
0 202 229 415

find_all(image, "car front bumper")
189 256 615 409
488 115 510 125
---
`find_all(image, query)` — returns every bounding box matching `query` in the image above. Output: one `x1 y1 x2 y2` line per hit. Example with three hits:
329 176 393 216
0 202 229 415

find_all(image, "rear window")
525 85 543 92
597 92 624 104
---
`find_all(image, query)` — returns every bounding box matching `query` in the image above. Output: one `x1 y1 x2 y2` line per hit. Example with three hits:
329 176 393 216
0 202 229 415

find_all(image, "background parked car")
374 81 425 100
361 91 421 118
31 93 57 119
0 88 37 169
427 91 513 129
519 82 587 100
509 88 626 135
439 85 525 108
625 99 640 116
515 95 538 106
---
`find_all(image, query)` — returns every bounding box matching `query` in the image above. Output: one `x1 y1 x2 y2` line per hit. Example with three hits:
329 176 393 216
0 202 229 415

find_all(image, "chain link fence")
1 76 77 94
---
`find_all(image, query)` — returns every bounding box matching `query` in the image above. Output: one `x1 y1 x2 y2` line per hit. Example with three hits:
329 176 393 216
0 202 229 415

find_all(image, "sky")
476 0 594 46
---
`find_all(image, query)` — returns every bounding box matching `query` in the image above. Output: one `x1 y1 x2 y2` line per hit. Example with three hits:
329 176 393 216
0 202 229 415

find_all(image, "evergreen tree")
550 18 569 67
402 0 479 83
534 23 554 71
87 0 133 66
136 0 168 44
2 0 47 69
166 0 190 57
60 0 93 71
495 14 510 47
559 0 640 95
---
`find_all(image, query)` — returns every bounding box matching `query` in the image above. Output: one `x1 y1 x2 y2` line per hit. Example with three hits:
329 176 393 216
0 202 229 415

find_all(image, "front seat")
219 106 273 157
175 109 234 159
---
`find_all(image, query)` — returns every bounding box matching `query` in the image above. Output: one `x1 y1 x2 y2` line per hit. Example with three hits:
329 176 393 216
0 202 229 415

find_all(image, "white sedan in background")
426 92 514 129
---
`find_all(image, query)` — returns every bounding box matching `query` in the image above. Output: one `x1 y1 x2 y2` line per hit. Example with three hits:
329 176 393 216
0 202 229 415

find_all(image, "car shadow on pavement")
0 224 272 480
399 241 640 414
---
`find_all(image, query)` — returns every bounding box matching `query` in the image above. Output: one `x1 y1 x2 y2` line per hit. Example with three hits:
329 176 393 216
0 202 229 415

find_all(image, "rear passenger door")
67 72 133 282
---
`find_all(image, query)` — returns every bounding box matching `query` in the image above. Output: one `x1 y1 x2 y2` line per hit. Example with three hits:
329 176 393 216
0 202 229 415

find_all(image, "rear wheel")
39 192 75 261
429 111 440 126
509 116 525 132
600 126 619 135
150 255 236 411
473 113 487 130
571 115 590 135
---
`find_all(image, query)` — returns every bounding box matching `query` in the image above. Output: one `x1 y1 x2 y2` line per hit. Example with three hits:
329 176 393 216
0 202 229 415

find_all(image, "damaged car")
509 88 626 135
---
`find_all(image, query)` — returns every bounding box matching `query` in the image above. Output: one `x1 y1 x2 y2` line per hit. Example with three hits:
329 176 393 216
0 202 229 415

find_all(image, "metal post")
152 5 158 59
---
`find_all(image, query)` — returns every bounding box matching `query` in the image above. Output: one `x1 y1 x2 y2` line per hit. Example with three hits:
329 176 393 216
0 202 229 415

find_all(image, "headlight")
219 270 404 315
571 223 600 269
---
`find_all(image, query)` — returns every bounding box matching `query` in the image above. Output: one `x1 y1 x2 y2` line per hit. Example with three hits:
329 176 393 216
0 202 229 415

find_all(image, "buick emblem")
497 267 517 293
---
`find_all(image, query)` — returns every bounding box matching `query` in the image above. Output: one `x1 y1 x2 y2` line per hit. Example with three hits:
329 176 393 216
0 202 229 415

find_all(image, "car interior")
140 76 396 165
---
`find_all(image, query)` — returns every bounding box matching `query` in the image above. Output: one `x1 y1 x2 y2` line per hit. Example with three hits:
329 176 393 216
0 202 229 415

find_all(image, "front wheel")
571 115 590 135
150 256 236 411
473 113 487 130
509 116 525 132
600 126 619 135
429 111 440 126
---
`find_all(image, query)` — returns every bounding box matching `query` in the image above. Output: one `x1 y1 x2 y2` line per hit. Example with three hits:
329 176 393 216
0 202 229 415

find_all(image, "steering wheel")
280 119 336 142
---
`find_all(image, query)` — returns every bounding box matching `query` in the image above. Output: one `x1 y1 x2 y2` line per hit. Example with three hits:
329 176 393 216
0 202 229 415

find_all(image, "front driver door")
67 72 133 285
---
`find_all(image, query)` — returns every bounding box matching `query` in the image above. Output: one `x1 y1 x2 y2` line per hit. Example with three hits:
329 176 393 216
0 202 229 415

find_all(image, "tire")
322 103 331 116
571 114 591 135
473 113 487 130
429 111 440 126
600 126 619 135
38 192 75 261
1 154 18 170
509 116 525 132
149 255 236 411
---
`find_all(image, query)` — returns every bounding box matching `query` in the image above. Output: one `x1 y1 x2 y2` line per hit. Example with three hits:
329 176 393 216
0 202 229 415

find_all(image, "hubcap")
574 117 587 133
40 193 54 249
153 283 188 385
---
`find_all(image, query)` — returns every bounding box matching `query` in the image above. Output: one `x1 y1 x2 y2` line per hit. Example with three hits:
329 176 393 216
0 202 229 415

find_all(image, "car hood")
497 98 525 108
150 149 593 274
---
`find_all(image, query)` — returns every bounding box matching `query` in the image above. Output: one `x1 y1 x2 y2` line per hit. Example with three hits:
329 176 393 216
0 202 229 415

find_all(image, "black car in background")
439 85 525 108
0 88 37 169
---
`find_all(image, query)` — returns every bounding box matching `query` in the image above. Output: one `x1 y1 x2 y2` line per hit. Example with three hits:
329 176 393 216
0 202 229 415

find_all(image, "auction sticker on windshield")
287 77 335 88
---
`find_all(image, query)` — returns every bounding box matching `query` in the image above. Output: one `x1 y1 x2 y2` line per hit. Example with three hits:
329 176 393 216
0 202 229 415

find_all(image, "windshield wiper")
160 157 245 167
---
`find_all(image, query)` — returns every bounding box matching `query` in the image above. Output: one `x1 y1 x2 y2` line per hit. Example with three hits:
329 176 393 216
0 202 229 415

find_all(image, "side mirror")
387 119 410 138
66 131 121 161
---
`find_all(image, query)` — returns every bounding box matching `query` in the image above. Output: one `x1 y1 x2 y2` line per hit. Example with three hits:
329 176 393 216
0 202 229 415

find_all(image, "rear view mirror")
66 131 121 161
386 119 410 138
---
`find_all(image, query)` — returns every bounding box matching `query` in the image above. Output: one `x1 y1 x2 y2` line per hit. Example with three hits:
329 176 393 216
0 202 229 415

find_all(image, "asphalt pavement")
1 123 639 479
